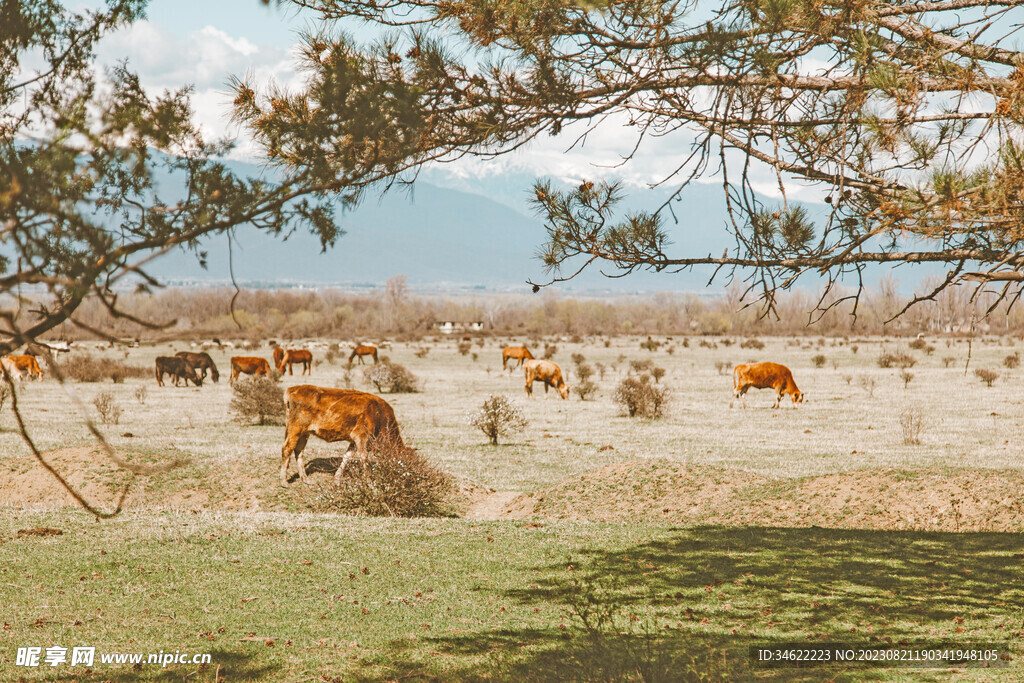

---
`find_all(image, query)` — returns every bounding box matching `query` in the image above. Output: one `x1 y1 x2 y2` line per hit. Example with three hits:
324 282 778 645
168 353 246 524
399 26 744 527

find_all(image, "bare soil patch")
532 459 1024 532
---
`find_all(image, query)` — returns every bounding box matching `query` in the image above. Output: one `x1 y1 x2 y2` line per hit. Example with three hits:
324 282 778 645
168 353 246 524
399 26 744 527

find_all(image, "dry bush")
571 352 586 366
650 367 666 383
59 353 148 383
850 344 859 354
975 368 999 387
230 376 285 425
812 354 826 368
134 385 147 404
309 434 452 517
630 359 654 374
1004 353 1020 369
543 344 558 359
858 375 877 397
740 338 764 350
908 338 928 351
613 376 668 418
457 341 472 356
0 382 11 411
714 360 732 375
414 347 430 358
468 394 527 445
324 344 340 365
639 338 660 351
942 356 957 368
364 360 419 393
900 370 914 388
93 392 122 425
899 407 925 445
877 351 916 369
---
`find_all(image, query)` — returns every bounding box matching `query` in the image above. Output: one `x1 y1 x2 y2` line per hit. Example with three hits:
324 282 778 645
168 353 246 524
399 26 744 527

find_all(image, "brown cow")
229 356 271 382
4 354 44 380
279 386 405 485
349 344 378 365
502 345 534 371
523 359 569 399
279 349 313 375
175 351 219 383
731 362 803 409
272 346 285 371
1 356 23 382
155 356 202 387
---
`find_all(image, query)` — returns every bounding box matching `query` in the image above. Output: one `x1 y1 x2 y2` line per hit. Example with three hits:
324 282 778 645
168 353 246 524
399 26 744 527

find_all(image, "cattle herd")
1 341 804 486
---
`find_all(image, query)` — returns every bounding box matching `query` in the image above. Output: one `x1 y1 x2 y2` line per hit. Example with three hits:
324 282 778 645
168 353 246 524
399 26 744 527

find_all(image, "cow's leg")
156 368 163 387
335 441 361 485
292 434 311 482
288 361 293 376
280 427 306 486
544 381 550 399
772 389 782 409
525 379 533 399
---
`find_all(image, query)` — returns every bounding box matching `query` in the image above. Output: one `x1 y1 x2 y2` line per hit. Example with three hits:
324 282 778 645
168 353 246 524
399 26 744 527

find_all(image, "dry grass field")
2 334 1024 680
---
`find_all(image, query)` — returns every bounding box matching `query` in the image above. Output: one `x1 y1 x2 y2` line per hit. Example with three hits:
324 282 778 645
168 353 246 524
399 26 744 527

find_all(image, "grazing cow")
1 356 23 382
5 354 44 380
349 344 378 365
502 345 534 371
175 351 219 383
279 349 313 376
229 356 271 382
731 362 804 409
280 386 406 485
155 356 202 387
523 359 569 399
272 346 285 371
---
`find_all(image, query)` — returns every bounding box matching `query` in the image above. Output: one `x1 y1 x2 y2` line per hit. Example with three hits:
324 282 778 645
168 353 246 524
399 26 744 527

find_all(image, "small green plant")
93 391 122 425
468 395 527 445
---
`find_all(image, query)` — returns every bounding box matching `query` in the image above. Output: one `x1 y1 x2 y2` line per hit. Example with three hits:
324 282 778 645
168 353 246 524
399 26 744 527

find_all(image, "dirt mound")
532 460 1024 532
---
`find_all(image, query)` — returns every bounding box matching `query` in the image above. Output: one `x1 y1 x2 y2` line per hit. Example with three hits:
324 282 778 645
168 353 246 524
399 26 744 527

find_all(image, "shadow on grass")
356 526 1024 681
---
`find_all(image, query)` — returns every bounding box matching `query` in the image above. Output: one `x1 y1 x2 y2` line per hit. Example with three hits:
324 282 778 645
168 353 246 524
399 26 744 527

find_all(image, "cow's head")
558 381 570 400
791 390 804 404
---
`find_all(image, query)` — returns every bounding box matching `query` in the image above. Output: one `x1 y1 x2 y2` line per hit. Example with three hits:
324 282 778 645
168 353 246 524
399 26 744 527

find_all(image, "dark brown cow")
279 349 313 375
523 359 569 399
229 356 271 382
348 344 378 365
502 345 534 371
731 362 804 409
155 356 202 387
280 386 405 485
272 346 285 371
175 351 219 383
5 354 43 380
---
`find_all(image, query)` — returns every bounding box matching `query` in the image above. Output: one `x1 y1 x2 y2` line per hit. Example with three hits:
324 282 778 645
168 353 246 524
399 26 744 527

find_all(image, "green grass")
1 511 1022 681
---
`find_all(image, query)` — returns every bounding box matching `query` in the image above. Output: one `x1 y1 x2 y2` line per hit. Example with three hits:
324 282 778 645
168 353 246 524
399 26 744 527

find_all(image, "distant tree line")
33 277 1024 342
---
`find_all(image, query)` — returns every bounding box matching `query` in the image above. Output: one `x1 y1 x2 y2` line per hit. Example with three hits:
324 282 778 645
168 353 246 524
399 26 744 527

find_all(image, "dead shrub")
457 341 472 356
468 394 527 445
740 338 764 350
812 354 826 368
230 376 285 425
93 391 122 425
544 344 558 359
309 434 452 517
613 377 668 418
59 353 147 383
1004 353 1020 369
942 356 957 368
877 351 916 369
639 338 660 351
364 360 419 393
899 407 925 445
908 338 928 351
975 368 999 387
